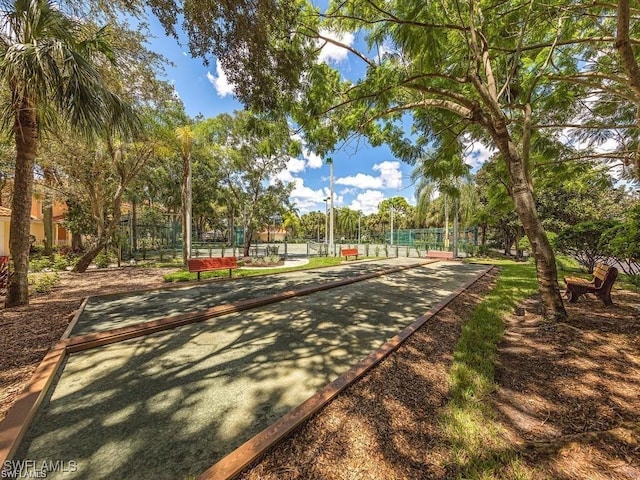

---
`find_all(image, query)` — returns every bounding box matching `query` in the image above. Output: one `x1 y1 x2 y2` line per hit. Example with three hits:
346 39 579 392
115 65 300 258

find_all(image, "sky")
138 6 637 220
143 14 495 215
145 19 424 215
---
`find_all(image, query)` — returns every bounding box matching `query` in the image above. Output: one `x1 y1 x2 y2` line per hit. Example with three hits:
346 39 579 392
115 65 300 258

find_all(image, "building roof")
0 206 40 221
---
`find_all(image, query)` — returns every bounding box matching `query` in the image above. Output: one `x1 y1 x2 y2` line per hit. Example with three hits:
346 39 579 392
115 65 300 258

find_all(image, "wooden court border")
59 256 391 340
197 264 495 480
0 259 438 464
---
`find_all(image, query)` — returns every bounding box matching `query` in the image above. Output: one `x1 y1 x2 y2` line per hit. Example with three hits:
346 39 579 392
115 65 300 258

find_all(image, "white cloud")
289 179 325 211
373 161 403 189
303 148 323 169
335 161 403 190
206 60 235 97
350 190 386 214
272 157 307 184
317 29 355 64
287 157 306 174
463 140 494 170
336 173 382 189
322 188 344 207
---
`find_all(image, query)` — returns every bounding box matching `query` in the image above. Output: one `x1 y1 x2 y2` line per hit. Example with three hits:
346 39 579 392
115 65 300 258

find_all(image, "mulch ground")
494 290 640 480
0 268 177 422
1 266 639 479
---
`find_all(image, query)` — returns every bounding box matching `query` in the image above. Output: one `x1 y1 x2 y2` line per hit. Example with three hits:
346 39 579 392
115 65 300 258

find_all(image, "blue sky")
144 17 491 215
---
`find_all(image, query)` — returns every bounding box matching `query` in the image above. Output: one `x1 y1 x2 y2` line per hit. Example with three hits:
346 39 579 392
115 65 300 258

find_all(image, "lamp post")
357 211 361 244
323 197 330 244
390 206 394 245
327 157 334 255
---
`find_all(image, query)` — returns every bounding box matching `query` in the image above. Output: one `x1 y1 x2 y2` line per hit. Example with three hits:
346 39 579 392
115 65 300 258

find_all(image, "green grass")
162 256 344 282
442 259 539 479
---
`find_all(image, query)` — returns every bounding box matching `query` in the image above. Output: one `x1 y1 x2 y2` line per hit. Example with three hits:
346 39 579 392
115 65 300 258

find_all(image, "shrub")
600 205 640 278
518 232 558 252
52 254 69 271
94 252 111 269
30 272 60 294
556 220 619 273
29 256 53 272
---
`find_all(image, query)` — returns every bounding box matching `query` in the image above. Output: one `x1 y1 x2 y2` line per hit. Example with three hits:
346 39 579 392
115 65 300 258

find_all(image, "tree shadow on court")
14 262 487 479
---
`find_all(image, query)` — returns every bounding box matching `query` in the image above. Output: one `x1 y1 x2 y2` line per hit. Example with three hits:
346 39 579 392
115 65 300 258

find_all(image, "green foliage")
518 232 557 252
555 254 582 272
52 254 70 271
29 272 60 294
29 256 53 273
62 198 96 237
556 220 619 273
94 252 111 268
600 204 640 278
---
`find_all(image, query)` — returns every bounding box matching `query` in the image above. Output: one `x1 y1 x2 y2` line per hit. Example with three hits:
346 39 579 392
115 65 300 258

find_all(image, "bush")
29 272 60 294
29 257 53 272
556 220 619 273
52 254 69 271
600 205 640 278
94 252 111 268
517 231 558 252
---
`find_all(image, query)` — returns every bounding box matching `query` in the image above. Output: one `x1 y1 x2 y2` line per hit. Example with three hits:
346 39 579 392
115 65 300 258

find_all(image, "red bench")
426 250 454 259
341 248 359 260
564 262 618 306
188 257 238 280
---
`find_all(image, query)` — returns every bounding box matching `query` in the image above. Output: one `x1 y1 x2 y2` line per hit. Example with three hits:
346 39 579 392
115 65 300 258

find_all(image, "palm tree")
336 207 359 240
0 0 137 306
412 142 474 253
176 125 194 265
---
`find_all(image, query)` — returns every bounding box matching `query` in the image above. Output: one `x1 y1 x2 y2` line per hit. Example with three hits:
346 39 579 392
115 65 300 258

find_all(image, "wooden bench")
341 248 359 260
188 257 238 280
426 250 454 260
564 262 618 306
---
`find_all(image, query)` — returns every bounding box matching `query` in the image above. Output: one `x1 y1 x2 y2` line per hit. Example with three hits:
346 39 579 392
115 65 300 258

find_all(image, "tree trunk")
616 0 640 179
72 243 104 273
71 232 83 251
43 204 53 256
5 98 37 307
243 228 253 257
42 167 55 256
492 124 567 320
181 153 192 266
132 200 138 251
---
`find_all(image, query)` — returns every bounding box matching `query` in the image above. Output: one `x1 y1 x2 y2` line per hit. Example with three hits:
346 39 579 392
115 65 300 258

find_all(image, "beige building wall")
0 216 8 257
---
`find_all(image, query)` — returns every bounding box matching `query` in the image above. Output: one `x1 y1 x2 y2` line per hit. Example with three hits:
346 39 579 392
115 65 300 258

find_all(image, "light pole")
327 157 335 255
390 206 394 245
357 211 361 244
323 197 330 244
